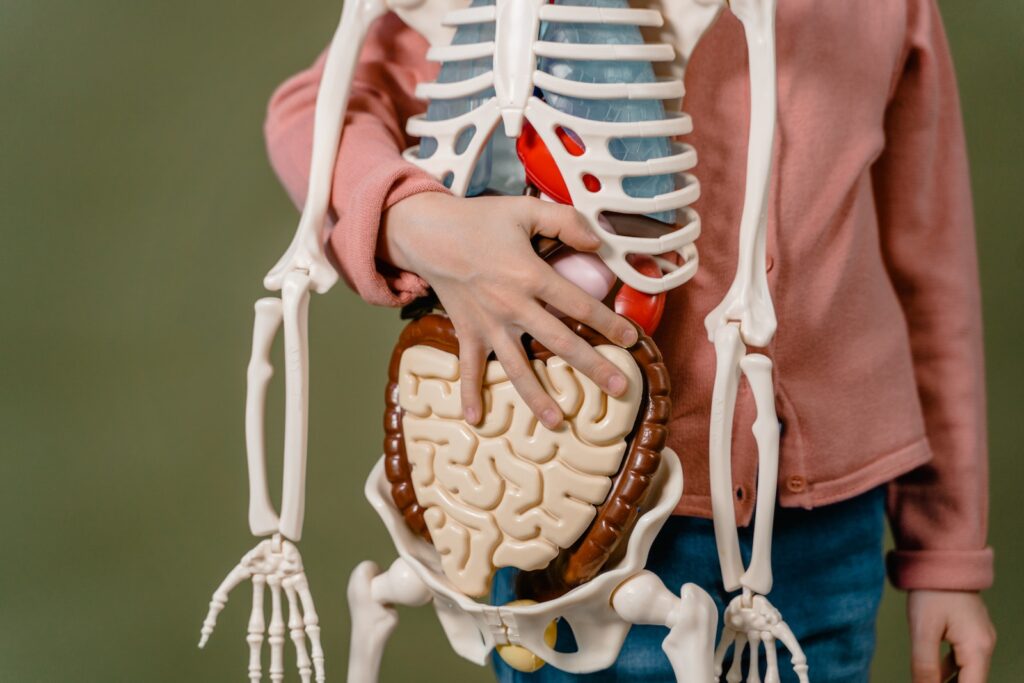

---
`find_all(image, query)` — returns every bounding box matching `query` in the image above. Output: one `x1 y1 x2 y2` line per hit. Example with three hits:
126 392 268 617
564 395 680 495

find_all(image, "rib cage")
403 0 701 294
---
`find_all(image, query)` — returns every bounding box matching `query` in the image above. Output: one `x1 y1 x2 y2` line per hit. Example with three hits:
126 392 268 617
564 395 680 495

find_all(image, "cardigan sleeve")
263 12 449 307
873 0 993 591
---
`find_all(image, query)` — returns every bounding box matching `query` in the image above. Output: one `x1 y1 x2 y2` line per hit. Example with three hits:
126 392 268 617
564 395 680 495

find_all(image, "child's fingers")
457 337 486 425
527 201 602 252
490 330 563 430
910 617 944 683
519 303 629 398
535 271 639 349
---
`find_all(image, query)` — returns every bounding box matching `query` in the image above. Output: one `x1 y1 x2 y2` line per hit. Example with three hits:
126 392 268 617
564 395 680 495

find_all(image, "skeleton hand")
199 536 325 683
714 591 808 683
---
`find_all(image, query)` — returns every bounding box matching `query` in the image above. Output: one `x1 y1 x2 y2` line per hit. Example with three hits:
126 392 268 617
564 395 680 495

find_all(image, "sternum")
493 0 545 137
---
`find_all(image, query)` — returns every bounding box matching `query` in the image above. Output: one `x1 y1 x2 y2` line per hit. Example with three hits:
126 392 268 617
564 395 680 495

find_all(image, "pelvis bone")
383 314 670 599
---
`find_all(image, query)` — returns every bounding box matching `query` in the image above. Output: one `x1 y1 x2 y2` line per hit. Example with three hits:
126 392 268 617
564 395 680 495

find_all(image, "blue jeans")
491 487 886 682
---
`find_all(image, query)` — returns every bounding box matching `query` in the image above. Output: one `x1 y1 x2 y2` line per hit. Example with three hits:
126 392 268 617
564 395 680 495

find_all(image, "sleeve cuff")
886 547 994 591
328 159 449 307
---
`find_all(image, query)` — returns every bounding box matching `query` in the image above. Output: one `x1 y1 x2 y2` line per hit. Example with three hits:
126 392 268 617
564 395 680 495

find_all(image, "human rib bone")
398 343 643 596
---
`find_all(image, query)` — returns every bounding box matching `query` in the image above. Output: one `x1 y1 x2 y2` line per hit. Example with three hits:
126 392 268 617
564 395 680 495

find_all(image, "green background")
1 1 1020 680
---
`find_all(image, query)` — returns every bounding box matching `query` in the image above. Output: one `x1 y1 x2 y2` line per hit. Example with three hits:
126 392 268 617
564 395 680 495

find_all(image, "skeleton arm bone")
702 4 807 679
246 299 284 536
263 0 392 294
703 0 777 347
704 0 780 599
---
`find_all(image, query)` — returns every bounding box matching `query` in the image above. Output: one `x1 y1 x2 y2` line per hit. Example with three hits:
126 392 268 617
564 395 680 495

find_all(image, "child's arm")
264 13 638 429
264 13 445 308
872 0 995 679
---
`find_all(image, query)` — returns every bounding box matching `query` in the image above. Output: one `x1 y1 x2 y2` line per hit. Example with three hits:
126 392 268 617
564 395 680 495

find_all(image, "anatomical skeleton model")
199 0 811 681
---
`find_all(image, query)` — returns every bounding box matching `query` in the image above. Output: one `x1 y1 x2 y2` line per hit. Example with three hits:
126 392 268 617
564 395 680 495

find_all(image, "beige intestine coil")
398 344 643 597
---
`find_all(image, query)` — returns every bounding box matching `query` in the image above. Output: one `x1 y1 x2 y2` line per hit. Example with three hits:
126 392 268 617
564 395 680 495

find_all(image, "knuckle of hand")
564 297 594 323
547 331 578 357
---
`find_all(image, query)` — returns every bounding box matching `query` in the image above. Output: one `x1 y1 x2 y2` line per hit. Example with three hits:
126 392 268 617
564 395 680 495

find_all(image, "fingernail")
465 406 479 424
622 327 639 347
607 374 627 396
542 408 562 429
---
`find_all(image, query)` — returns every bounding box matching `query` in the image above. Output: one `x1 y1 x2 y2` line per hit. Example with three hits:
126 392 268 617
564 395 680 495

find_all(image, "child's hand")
908 590 996 682
381 192 639 430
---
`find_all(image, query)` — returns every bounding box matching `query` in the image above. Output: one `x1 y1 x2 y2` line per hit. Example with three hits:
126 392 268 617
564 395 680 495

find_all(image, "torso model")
203 0 809 681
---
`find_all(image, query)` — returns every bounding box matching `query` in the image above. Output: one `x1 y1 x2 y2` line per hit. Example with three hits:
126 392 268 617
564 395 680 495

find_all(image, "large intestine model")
199 0 810 681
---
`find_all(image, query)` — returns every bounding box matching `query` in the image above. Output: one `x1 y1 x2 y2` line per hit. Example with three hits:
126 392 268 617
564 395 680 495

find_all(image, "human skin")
381 190 996 680
380 191 639 430
909 590 996 683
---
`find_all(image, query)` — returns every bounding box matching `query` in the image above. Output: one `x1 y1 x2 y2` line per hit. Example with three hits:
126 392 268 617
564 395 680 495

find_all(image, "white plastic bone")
248 575 267 683
400 1 708 294
703 0 778 347
205 0 809 680
707 339 780 595
740 353 779 595
347 558 433 683
494 0 544 136
246 299 284 537
708 322 747 591
349 451 720 677
279 271 312 541
700 4 806 680
199 536 325 683
714 592 809 683
263 0 392 295
612 571 718 681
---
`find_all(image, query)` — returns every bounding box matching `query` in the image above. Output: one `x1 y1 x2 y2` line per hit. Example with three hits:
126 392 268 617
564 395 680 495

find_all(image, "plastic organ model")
199 0 810 681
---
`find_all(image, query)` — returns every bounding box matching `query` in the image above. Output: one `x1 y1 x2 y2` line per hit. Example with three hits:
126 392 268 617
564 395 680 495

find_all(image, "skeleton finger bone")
198 562 252 648
747 638 761 683
713 626 736 682
284 579 314 683
725 632 748 683
292 574 326 683
769 619 809 683
248 575 267 683
268 575 286 683
762 633 779 683
717 593 808 683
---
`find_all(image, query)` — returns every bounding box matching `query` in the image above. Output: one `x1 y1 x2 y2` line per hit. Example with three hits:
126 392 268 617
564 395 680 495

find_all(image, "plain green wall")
0 1 1020 680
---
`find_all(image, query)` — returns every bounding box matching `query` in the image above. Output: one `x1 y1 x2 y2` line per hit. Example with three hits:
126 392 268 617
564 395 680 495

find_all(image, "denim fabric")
491 486 886 682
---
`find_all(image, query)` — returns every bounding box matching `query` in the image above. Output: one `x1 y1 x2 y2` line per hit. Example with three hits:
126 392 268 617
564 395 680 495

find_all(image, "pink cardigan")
264 0 992 592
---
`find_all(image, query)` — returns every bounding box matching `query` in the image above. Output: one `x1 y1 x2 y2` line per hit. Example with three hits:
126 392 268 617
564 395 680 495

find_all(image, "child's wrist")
379 191 454 272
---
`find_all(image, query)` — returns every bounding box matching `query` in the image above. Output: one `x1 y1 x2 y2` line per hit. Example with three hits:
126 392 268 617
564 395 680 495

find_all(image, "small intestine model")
199 0 810 682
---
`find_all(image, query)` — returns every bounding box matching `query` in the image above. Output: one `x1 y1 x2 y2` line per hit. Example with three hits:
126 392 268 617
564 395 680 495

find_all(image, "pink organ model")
199 0 811 681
